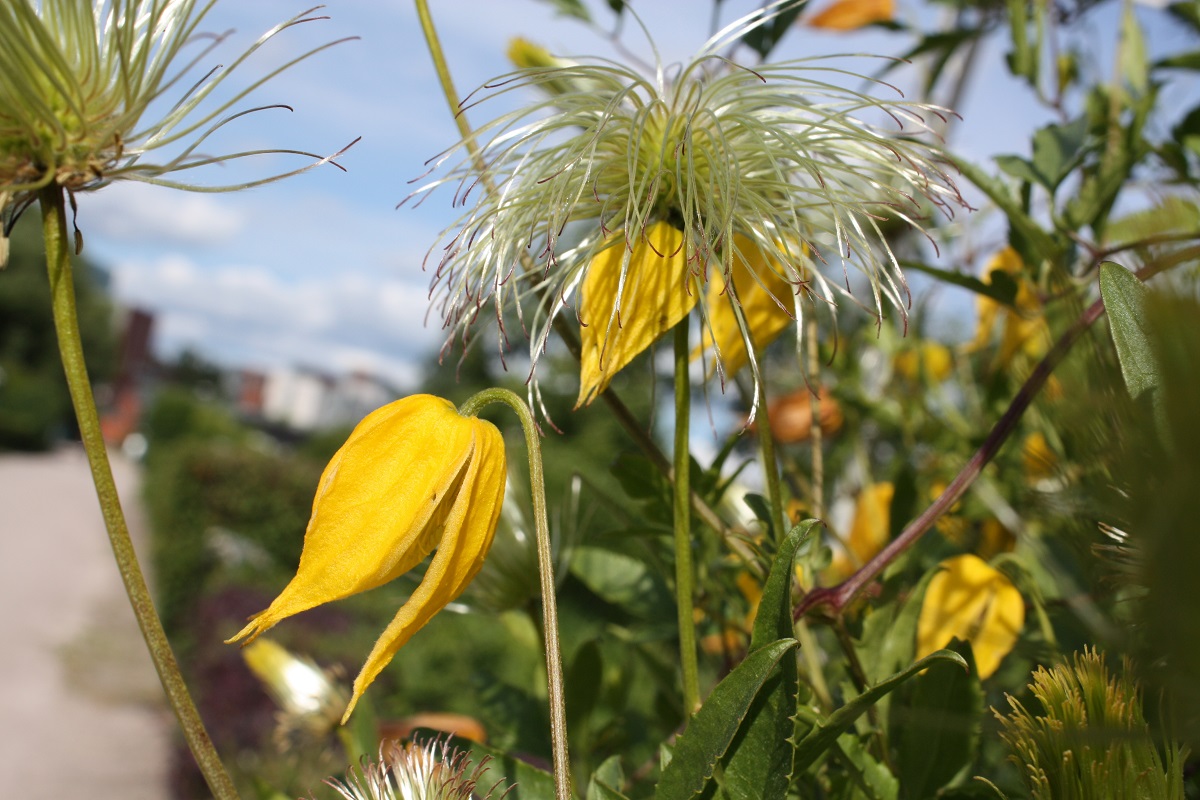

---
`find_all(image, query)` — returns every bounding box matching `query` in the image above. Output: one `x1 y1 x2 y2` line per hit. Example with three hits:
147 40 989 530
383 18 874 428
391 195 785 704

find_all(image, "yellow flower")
970 247 1052 367
698 235 801 379
807 0 896 30
894 342 953 383
577 222 693 407
227 395 506 722
917 554 1024 679
242 638 348 742
828 482 893 580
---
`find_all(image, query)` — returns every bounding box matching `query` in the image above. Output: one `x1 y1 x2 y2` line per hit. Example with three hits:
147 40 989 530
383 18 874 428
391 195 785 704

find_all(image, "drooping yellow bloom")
827 482 893 580
917 554 1024 679
699 236 799 379
227 395 506 722
970 247 1052 367
576 222 693 407
894 342 953 383
807 0 895 30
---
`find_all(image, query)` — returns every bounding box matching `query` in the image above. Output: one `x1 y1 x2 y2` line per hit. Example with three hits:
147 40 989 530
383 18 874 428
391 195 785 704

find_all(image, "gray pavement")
1 447 170 800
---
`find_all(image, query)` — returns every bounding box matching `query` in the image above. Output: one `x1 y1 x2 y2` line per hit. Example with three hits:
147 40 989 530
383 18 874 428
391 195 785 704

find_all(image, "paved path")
0 447 170 800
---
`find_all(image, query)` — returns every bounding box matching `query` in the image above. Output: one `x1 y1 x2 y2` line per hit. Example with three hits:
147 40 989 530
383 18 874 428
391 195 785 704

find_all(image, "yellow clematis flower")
577 222 693 407
916 554 1024 679
828 482 893 580
699 236 800 379
227 395 506 722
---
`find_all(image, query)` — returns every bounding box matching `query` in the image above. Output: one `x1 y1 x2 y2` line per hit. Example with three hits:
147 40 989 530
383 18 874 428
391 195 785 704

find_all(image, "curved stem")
38 186 240 800
458 388 571 800
672 322 701 714
413 0 490 186
795 258 1174 620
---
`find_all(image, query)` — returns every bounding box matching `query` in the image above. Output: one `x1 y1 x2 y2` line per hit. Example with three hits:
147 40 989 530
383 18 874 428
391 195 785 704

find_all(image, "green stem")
458 388 571 800
753 357 785 541
672 321 701 714
409 0 755 576
413 0 490 185
38 186 239 800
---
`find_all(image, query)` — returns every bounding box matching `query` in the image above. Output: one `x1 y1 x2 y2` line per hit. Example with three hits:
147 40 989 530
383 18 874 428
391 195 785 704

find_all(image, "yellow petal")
807 0 895 30
916 554 1024 679
894 342 952 383
344 417 506 720
226 396 477 646
701 235 797 379
577 222 694 407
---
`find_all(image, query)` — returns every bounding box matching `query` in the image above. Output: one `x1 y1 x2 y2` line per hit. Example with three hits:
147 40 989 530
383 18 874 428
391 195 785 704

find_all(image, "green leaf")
1005 0 1038 85
837 732 900 800
717 522 819 800
571 546 673 620
567 639 604 734
951 156 1065 266
1169 1 1200 35
588 755 629 800
891 639 983 799
1105 197 1200 248
534 0 591 21
993 155 1040 187
742 4 806 60
1120 1 1149 94
1155 50 1200 70
655 639 799 800
793 649 968 773
899 260 1018 306
1030 117 1089 191
753 521 819 650
1099 263 1165 439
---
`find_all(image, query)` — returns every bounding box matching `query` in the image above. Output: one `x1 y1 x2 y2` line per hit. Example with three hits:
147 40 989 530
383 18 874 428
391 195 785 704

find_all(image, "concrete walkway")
0 447 170 800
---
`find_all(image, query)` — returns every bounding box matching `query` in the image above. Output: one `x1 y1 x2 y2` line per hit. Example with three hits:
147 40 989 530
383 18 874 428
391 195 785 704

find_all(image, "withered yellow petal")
700 235 797 379
807 0 895 30
577 222 693 407
226 394 507 721
916 554 1024 679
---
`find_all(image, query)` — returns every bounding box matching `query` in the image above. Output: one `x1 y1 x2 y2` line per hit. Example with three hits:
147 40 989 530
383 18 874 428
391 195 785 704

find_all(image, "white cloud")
111 255 442 390
78 183 244 246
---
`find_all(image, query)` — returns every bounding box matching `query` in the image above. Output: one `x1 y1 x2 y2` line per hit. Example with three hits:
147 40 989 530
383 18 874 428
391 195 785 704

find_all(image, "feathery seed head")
410 2 968 409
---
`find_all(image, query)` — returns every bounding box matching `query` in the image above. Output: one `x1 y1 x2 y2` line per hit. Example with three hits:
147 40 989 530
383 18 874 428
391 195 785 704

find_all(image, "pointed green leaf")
752 520 820 651
891 639 983 799
1100 263 1167 440
1031 117 1089 191
1120 1 1149 95
1100 263 1159 401
655 639 799 800
588 756 629 800
534 0 591 21
793 649 968 773
717 522 818 800
900 260 1018 306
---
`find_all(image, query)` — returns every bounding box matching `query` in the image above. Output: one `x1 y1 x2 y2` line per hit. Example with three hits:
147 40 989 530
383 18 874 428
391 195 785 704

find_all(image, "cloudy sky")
72 0 1189 390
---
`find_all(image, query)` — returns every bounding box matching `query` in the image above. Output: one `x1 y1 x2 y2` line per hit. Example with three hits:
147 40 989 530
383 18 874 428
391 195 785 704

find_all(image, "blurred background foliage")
4 0 1199 797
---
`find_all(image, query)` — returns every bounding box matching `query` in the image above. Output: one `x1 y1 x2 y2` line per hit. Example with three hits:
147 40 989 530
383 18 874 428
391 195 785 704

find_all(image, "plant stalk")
459 387 571 800
672 321 702 714
754 357 785 541
38 186 240 800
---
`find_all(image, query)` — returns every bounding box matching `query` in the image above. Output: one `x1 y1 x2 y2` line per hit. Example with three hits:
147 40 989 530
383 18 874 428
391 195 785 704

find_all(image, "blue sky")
72 0 1188 390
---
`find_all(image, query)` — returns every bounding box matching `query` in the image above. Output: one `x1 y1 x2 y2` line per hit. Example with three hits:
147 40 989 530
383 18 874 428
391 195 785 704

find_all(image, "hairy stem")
459 388 571 800
673 321 702 713
39 186 240 800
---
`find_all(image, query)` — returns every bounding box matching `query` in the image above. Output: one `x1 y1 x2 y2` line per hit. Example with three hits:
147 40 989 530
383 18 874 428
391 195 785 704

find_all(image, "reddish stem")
795 293 1108 620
